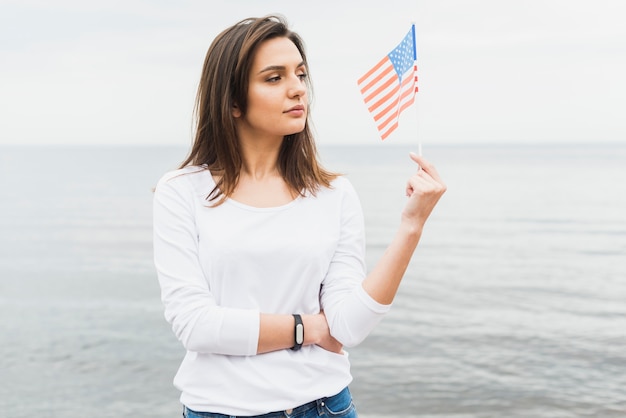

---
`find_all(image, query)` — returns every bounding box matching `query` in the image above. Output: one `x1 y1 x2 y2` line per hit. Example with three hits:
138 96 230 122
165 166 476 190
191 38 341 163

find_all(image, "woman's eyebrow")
257 61 306 74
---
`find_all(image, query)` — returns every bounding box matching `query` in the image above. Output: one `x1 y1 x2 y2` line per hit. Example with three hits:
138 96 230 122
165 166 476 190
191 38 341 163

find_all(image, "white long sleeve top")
153 166 390 416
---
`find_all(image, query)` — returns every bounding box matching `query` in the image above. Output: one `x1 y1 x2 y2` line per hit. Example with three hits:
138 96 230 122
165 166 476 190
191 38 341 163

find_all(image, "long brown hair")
180 15 337 205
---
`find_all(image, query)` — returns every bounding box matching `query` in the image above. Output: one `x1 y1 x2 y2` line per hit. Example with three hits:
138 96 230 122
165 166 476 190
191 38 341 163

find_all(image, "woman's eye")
267 76 281 83
298 73 308 80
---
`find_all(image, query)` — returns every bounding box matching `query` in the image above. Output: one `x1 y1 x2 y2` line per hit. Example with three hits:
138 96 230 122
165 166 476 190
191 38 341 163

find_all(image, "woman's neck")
229 136 298 207
238 137 283 180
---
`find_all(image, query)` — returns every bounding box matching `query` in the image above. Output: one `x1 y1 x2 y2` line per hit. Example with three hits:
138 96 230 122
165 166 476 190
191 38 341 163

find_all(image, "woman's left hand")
360 152 446 306
402 153 446 230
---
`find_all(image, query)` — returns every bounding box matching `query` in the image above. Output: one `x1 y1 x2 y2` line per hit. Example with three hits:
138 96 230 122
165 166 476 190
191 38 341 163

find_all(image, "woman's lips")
284 105 305 116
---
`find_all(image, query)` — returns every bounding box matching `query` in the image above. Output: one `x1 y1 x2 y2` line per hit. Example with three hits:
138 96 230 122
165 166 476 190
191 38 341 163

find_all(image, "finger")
414 168 439 188
405 173 432 196
409 154 445 186
409 152 422 172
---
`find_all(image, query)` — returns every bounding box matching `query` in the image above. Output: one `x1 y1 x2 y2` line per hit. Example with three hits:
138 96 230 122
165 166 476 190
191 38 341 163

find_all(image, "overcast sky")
1 0 625 146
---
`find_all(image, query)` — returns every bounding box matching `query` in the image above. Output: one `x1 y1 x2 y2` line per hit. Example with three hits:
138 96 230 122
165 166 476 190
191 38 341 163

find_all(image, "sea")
0 142 625 418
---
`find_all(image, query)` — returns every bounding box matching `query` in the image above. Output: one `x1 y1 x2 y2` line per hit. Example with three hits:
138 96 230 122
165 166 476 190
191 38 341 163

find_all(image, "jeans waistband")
183 386 350 418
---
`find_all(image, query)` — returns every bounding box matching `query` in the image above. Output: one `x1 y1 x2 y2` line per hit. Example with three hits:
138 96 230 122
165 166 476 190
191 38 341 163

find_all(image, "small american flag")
357 24 418 140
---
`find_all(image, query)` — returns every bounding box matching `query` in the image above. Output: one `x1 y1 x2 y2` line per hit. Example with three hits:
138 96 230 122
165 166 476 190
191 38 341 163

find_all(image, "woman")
153 15 446 418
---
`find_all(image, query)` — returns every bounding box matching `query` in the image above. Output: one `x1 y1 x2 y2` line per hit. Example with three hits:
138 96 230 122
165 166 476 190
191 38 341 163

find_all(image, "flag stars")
388 30 415 78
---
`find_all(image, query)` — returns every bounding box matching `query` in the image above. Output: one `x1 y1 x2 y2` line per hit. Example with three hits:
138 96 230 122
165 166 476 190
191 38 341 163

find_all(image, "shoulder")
329 175 351 188
311 175 362 212
155 165 214 197
326 176 364 223
328 175 359 200
157 165 208 184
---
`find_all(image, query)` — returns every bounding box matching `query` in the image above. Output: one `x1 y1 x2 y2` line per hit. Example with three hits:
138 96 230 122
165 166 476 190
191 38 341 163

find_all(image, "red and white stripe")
358 59 418 140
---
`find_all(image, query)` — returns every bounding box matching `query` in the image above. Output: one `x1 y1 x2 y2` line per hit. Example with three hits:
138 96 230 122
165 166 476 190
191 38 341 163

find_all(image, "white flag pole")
411 22 422 157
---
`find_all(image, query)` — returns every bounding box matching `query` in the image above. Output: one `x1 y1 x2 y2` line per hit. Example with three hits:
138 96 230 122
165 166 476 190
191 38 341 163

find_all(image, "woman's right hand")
303 311 344 354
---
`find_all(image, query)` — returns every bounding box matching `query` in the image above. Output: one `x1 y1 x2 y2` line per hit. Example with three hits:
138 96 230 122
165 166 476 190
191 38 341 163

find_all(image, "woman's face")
234 36 308 142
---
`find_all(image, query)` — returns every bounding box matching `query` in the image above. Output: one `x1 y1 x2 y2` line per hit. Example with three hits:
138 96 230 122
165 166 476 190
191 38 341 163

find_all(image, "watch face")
295 323 304 344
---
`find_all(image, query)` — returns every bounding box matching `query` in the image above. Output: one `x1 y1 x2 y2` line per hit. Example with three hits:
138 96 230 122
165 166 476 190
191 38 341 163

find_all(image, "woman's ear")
232 103 241 118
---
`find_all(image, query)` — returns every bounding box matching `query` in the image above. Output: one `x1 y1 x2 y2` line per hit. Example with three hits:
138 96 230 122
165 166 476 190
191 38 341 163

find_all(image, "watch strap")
291 314 304 351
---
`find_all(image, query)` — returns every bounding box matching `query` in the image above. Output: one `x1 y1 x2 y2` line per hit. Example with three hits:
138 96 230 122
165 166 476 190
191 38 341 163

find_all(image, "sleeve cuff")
215 308 260 356
356 283 392 314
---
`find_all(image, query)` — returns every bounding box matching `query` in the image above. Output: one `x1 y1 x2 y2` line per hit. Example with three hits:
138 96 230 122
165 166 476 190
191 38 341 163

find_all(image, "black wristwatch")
291 314 304 351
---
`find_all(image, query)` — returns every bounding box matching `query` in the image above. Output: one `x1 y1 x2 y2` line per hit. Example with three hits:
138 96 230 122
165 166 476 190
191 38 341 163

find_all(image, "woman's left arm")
362 153 446 304
321 153 446 347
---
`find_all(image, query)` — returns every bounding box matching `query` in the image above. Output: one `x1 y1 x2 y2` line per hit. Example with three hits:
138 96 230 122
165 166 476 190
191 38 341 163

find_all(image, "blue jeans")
183 386 357 418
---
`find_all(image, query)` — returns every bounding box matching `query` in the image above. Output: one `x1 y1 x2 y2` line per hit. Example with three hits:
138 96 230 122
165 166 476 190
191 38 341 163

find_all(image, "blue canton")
387 30 415 81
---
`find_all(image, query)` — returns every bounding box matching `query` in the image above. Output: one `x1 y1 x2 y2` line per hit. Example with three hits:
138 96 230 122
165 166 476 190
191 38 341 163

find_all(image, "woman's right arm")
153 172 340 355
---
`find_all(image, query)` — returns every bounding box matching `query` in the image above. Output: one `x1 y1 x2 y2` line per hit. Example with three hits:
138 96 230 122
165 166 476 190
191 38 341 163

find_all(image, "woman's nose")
289 76 306 98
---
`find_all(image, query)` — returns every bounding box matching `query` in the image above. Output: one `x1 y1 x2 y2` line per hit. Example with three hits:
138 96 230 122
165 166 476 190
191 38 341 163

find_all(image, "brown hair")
180 15 337 205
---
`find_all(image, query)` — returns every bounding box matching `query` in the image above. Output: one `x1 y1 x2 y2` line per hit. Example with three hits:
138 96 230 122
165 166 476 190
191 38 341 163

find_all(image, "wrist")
301 314 321 346
399 217 423 239
291 314 304 351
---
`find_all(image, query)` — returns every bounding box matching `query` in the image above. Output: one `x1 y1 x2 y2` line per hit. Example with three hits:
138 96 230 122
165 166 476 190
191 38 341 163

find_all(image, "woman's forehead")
251 37 304 70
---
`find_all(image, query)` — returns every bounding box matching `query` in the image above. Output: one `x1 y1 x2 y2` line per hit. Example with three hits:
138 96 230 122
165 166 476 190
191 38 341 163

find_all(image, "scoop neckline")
194 166 306 212
224 195 303 212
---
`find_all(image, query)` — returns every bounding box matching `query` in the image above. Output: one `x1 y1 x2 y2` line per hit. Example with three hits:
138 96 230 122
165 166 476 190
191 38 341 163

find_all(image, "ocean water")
0 143 625 418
